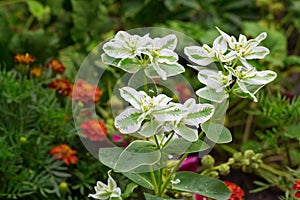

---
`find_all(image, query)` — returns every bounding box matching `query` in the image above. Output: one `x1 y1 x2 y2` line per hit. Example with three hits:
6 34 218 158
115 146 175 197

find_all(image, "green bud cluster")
232 150 263 173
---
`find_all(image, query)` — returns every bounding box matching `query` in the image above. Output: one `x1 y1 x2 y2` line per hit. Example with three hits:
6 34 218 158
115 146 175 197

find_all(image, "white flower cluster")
114 87 214 142
101 31 184 80
88 171 122 200
184 27 277 102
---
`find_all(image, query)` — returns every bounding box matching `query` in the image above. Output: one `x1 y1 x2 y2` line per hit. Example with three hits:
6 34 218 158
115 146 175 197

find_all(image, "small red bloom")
50 144 78 165
48 79 73 96
292 180 300 198
80 120 108 141
178 156 199 172
72 79 102 104
46 60 66 74
194 194 209 200
224 181 244 200
14 53 36 64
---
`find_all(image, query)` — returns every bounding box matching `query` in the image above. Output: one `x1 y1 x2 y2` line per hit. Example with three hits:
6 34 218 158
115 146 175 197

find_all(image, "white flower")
184 36 236 66
194 67 232 103
216 27 270 68
226 65 277 102
114 87 173 135
102 32 185 80
88 171 122 200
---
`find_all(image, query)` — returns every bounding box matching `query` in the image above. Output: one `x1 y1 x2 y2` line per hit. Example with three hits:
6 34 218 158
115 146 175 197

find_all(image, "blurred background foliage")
0 0 300 199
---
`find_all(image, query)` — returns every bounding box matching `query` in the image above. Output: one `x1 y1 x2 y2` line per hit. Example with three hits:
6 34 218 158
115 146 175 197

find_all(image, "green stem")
161 132 174 148
158 153 189 197
150 168 159 195
259 163 292 179
24 15 35 31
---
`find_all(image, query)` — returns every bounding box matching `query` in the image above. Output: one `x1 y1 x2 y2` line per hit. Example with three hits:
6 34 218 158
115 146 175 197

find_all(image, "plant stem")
158 153 188 197
259 163 292 179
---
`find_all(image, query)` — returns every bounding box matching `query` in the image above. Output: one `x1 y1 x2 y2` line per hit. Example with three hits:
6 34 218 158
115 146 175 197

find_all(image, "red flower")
72 79 102 104
48 79 73 96
46 60 66 74
14 53 36 64
292 180 300 199
224 181 244 200
194 181 244 200
80 120 108 141
50 144 78 165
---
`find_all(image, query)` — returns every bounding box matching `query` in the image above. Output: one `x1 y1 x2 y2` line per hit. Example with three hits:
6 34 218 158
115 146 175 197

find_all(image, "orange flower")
46 60 66 74
80 120 108 141
50 144 78 165
30 66 42 77
14 53 36 64
72 79 102 104
48 79 73 96
224 181 245 200
292 180 300 198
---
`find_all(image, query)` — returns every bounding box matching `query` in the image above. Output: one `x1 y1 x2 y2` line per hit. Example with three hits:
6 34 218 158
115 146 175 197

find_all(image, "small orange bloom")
80 120 108 141
30 66 42 77
72 79 102 104
50 144 78 165
14 53 36 64
46 60 66 74
224 181 244 200
293 180 300 198
48 79 73 96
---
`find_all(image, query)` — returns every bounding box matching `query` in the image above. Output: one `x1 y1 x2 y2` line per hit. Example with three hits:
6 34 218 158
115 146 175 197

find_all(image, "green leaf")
164 138 210 154
121 183 138 199
27 0 45 19
145 63 185 79
174 123 198 142
201 122 232 144
144 193 175 200
100 141 161 172
122 172 154 190
139 120 162 137
172 172 231 200
196 87 228 103
285 124 300 140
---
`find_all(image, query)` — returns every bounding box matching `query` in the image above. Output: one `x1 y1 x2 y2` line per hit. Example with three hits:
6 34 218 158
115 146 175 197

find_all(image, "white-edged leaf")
145 62 185 79
114 108 144 134
153 94 173 106
184 104 215 126
197 70 222 89
153 34 177 50
153 105 184 122
101 53 121 66
213 36 227 53
245 46 270 59
119 87 143 109
244 70 277 85
117 58 142 73
201 122 232 144
158 49 178 64
184 46 214 66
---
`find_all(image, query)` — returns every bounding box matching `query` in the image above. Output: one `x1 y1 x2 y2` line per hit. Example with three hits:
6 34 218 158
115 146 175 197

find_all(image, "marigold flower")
14 53 36 64
30 66 42 77
224 181 245 200
80 120 108 141
48 79 73 96
50 144 78 165
72 79 102 104
293 180 300 198
46 60 66 74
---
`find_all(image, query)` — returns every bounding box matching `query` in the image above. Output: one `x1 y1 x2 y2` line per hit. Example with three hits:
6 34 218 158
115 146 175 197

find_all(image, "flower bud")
244 150 255 159
228 158 235 165
201 155 215 168
219 164 230 176
59 182 68 195
251 163 260 169
242 159 251 166
233 152 243 162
